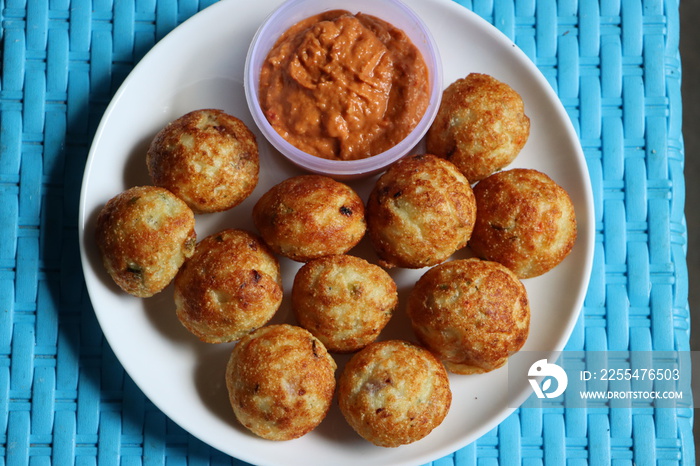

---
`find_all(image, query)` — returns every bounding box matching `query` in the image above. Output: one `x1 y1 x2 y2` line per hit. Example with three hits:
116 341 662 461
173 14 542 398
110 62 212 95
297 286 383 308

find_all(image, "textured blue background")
0 0 691 464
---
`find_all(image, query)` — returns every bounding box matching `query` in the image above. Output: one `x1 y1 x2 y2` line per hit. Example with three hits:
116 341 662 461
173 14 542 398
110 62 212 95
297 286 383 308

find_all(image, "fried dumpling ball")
292 255 398 353
366 154 476 269
407 258 530 374
338 340 451 447
468 168 577 278
426 73 530 182
147 109 259 213
252 175 366 262
95 185 196 298
174 229 282 343
226 324 336 440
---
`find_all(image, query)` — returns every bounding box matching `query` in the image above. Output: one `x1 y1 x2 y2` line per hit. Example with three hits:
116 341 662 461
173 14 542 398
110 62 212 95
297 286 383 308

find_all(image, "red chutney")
259 10 430 161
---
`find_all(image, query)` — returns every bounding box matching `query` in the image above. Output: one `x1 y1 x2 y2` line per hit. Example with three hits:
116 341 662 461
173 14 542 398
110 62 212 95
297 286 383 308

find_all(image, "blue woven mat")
0 0 692 464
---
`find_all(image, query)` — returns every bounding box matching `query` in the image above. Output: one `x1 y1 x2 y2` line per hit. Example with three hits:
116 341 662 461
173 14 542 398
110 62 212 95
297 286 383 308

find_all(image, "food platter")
78 0 595 465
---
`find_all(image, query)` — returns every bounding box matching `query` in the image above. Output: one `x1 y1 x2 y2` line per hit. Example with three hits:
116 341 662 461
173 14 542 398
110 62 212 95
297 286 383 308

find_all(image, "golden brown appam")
469 168 577 278
252 175 366 262
226 324 337 440
292 254 398 353
147 109 259 214
365 154 476 269
174 229 282 343
95 185 196 298
407 258 530 374
337 340 451 447
427 73 530 182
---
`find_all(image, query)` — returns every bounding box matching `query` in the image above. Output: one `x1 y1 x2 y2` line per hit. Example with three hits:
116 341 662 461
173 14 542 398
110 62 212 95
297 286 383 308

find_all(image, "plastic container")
244 0 443 179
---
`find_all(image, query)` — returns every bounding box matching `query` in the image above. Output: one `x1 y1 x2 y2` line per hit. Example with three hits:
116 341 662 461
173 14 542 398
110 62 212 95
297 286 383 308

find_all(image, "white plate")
78 1 595 465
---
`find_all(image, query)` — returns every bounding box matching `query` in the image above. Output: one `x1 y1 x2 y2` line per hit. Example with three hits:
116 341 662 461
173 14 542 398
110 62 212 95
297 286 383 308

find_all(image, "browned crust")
426 73 530 182
407 258 530 374
366 154 476 269
174 229 282 343
337 340 451 447
468 168 577 278
226 324 337 440
292 254 398 352
147 109 259 213
95 185 196 298
252 175 366 262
